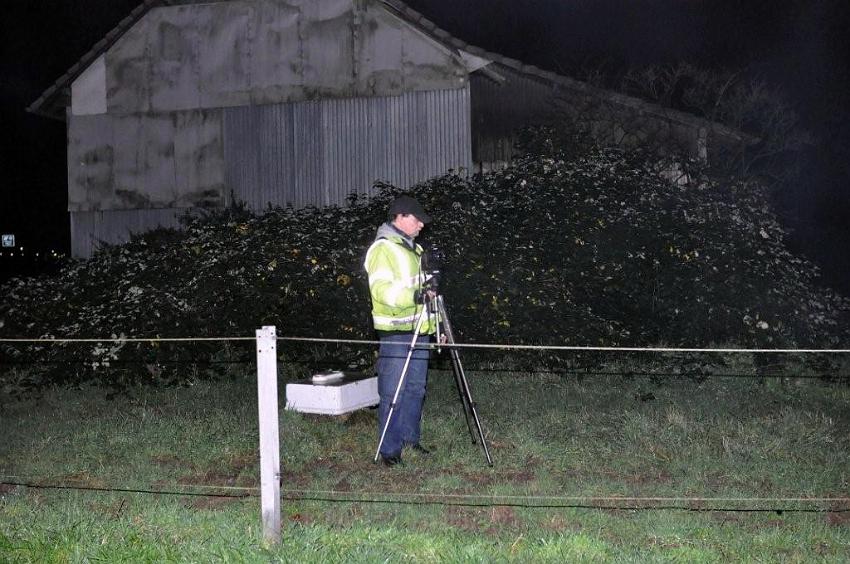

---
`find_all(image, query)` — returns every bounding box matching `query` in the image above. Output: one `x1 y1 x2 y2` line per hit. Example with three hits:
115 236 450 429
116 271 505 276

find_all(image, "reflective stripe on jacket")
364 230 437 335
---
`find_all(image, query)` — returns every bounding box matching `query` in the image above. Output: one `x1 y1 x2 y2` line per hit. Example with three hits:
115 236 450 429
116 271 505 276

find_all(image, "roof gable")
29 0 753 146
45 0 472 117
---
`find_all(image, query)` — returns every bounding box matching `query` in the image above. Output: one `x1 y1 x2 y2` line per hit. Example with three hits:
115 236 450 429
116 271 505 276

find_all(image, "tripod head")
423 270 440 294
417 277 440 317
421 243 445 294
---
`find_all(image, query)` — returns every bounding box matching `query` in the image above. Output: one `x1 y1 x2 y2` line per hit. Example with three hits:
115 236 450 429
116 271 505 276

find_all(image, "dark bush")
1 140 848 390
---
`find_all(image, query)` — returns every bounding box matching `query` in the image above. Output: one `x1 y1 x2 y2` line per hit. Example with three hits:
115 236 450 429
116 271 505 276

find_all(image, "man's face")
393 213 425 238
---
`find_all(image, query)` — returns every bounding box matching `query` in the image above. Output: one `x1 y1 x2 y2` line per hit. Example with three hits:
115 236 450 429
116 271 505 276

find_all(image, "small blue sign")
1 234 14 248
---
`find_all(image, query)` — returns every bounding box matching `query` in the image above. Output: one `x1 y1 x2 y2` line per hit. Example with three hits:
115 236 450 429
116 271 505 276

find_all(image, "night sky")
2 0 849 289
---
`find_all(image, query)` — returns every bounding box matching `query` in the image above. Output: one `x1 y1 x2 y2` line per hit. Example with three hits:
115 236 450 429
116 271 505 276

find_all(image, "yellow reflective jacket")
364 223 437 334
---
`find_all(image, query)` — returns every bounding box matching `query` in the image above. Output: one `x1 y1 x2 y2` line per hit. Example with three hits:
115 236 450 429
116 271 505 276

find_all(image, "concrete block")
285 371 378 415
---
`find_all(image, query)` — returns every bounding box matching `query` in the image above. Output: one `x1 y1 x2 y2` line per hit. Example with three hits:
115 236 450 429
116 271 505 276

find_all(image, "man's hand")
414 289 438 303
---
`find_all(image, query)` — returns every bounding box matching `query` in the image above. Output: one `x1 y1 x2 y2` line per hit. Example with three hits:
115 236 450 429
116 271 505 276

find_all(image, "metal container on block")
285 371 378 415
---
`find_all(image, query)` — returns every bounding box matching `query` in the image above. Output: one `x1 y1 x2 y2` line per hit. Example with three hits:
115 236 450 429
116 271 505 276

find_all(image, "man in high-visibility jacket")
364 195 437 466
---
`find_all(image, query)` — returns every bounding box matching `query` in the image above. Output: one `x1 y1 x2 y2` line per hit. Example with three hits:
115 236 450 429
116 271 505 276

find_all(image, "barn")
30 0 752 258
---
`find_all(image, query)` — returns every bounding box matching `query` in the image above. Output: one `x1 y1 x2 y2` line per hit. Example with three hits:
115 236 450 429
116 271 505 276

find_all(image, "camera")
422 244 445 292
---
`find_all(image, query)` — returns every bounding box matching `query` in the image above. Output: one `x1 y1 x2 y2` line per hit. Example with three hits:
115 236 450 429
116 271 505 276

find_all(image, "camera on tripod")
422 244 445 294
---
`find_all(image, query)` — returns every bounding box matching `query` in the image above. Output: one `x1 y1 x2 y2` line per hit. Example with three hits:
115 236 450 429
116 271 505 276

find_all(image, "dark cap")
389 195 432 223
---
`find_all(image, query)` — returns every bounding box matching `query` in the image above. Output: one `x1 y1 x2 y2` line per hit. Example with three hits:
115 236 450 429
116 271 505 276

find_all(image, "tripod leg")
449 345 494 466
373 312 428 463
436 297 474 436
437 296 494 466
449 348 476 443
434 297 474 438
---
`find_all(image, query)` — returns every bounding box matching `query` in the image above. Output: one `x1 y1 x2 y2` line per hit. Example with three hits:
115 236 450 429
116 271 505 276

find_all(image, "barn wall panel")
173 110 227 208
251 1 303 104
222 87 471 210
68 110 225 213
67 112 115 210
70 208 188 259
292 100 325 207
148 5 203 112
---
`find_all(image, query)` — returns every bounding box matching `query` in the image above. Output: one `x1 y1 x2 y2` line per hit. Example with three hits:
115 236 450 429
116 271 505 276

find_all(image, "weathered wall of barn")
68 87 471 214
99 0 467 115
67 109 226 212
70 208 189 259
68 0 472 214
470 62 749 170
67 87 472 257
65 0 476 258
223 88 471 209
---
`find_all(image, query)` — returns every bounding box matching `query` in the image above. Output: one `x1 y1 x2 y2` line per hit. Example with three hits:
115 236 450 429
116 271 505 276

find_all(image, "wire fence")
3 334 848 382
2 334 850 354
2 476 848 514
2 332 850 517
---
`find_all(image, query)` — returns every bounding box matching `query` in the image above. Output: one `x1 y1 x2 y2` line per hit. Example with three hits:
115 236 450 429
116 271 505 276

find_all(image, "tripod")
373 293 493 466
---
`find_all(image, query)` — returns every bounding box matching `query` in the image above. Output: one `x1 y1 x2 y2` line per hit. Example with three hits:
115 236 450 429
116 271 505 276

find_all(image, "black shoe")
380 454 403 467
409 444 432 455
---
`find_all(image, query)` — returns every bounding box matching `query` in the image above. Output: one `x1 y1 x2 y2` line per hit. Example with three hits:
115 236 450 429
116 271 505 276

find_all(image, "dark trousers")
377 334 431 457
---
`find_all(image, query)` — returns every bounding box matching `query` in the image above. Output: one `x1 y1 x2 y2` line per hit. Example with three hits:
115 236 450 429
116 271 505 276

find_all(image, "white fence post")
256 325 281 544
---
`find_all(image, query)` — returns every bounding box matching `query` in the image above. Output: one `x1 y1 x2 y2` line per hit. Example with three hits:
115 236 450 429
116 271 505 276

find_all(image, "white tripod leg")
373 309 429 463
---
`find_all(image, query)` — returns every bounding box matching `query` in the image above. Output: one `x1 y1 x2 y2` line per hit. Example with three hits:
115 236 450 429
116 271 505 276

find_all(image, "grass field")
2 366 850 562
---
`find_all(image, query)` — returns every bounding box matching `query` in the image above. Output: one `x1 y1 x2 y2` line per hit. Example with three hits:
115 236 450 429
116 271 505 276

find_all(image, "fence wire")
2 477 848 513
2 333 849 380
1 334 850 354
2 331 849 516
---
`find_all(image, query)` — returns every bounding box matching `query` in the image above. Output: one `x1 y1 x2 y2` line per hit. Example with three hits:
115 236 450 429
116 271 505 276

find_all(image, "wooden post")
256 325 281 544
